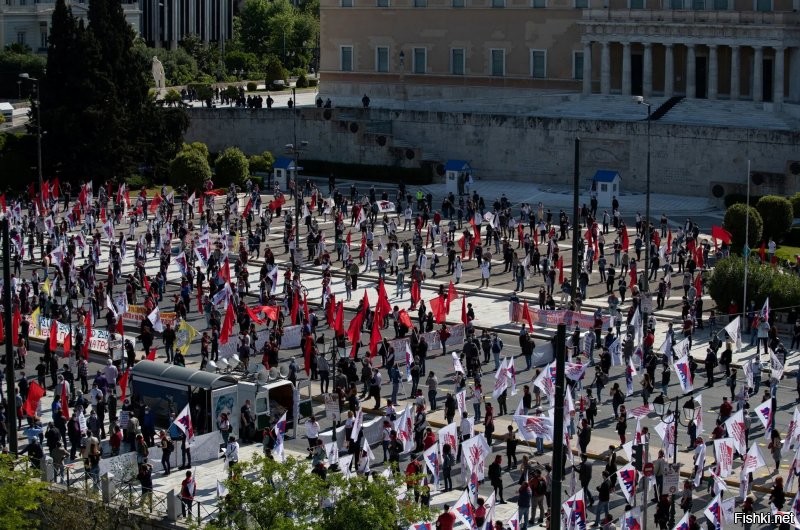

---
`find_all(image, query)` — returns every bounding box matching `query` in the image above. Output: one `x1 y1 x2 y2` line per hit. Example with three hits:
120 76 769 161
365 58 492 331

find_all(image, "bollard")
101 473 113 504
167 489 179 521
42 455 53 482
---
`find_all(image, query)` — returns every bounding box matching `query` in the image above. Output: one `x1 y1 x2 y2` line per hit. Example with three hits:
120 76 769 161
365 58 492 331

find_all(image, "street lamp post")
286 85 308 266
19 73 43 195
635 96 652 329
652 392 697 528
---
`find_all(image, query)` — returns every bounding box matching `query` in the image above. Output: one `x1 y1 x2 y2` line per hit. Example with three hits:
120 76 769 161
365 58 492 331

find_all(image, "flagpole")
2 218 18 453
742 159 750 350
549 323 567 530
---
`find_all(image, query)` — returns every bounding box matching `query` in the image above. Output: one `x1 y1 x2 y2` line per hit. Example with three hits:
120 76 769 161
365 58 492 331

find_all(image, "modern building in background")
319 0 800 105
0 0 141 52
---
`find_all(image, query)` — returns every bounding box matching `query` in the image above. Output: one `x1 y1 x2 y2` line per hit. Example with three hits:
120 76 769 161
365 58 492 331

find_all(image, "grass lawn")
776 245 800 263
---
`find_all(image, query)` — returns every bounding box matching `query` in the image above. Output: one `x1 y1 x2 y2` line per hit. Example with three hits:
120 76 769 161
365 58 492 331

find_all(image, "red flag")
310 193 317 211
759 241 766 262
711 225 732 248
557 256 564 284
346 311 364 346
399 309 413 329
429 295 447 324
51 177 60 199
198 194 204 215
60 381 70 418
446 281 459 313
695 246 704 269
115 317 124 336
369 307 382 358
148 193 163 213
652 230 660 249
303 293 310 324
243 198 254 218
346 231 352 248
146 348 157 361
143 274 151 295
326 295 336 328
334 302 345 336
220 302 236 344
63 330 72 357
522 302 534 331
291 291 299 325
41 180 50 203
124 189 131 208
458 236 466 259
49 319 59 351
82 313 91 358
22 381 46 417
0 193 6 213
246 305 266 325
261 305 280 322
0 312 5 343
667 229 673 255
468 236 477 261
221 257 232 284
303 335 312 376
377 279 392 316
470 218 479 241
410 279 421 309
100 207 107 224
461 297 468 326
359 235 366 258
11 308 20 346
621 229 629 252
119 369 130 402
694 273 703 294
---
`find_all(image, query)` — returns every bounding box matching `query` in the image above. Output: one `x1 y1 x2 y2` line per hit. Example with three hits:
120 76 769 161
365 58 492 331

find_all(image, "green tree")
225 50 261 77
0 49 46 98
134 41 200 86
215 147 250 187
205 456 432 530
0 455 50 528
249 150 275 173
183 141 210 161
180 34 223 80
234 0 318 69
264 54 287 85
756 195 794 242
164 88 182 106
708 255 800 312
791 192 800 219
723 203 763 250
171 147 211 189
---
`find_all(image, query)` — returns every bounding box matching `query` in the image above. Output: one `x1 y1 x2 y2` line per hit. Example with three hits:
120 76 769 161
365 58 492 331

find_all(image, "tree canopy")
206 455 432 530
723 203 763 250
34 0 187 184
0 455 49 528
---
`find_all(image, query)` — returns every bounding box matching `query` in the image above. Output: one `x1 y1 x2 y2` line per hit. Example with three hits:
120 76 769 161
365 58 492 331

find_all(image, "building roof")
273 157 296 170
444 160 471 172
592 170 620 183
131 361 237 389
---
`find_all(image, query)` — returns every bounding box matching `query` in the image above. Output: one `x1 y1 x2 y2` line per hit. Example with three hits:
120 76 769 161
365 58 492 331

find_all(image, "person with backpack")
159 430 174 475
491 334 504 371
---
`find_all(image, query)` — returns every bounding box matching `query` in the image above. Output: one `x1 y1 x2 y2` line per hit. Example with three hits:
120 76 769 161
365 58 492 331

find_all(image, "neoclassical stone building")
319 0 800 105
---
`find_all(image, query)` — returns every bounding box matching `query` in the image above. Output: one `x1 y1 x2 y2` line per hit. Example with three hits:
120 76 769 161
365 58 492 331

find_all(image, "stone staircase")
657 98 799 130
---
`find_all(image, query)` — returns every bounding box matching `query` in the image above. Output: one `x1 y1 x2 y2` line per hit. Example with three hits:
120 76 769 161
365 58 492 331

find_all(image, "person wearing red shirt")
423 427 437 451
109 425 123 456
719 396 733 420
436 504 456 530
405 458 422 502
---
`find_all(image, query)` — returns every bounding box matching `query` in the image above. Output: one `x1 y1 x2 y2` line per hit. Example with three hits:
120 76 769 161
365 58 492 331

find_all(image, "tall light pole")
19 73 43 194
635 96 652 328
286 86 308 265
2 218 18 453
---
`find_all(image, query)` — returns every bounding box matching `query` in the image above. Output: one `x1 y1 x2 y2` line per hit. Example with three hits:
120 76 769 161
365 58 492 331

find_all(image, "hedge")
708 255 800 312
723 203 763 251
756 195 794 242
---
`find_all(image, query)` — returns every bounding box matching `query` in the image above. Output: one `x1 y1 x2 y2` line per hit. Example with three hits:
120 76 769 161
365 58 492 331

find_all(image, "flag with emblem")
174 404 195 445
617 464 638 504
176 320 198 356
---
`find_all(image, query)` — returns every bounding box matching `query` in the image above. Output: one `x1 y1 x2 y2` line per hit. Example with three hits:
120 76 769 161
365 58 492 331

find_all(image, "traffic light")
632 444 643 470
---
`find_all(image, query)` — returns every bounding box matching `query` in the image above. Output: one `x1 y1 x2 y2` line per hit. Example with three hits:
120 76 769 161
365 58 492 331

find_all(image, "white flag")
724 410 747 455
174 404 196 446
713 438 735 478
147 306 164 333
513 414 554 441
724 317 742 352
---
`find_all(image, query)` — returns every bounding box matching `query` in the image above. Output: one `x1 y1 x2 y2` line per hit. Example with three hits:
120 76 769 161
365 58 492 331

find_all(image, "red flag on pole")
291 291 299 325
220 302 236 345
446 281 459 314
369 307 382 358
522 302 534 331
346 231 352 248
377 279 392 316
303 293 310 324
119 369 130 402
410 279 421 309
711 225 732 248
429 296 447 324
148 193 162 213
461 297 468 326
143 274 151 295
557 256 564 284
326 294 336 329
0 193 6 213
82 313 91 359
63 330 72 357
146 348 157 361
23 381 46 417
245 305 266 325
458 236 466 259
12 308 21 346
198 193 204 215
694 273 703 295
398 309 413 329
115 317 124 336
243 198 254 218
621 229 630 252
60 381 70 418
49 319 59 351
334 302 345 336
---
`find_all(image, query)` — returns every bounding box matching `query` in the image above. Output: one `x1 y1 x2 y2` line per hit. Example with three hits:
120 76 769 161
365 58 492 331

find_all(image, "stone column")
171 0 179 50
189 0 195 35
601 41 611 95
583 42 593 95
622 42 632 96
664 44 674 97
686 44 696 98
774 46 785 105
708 44 718 99
730 45 740 100
203 0 211 42
753 46 763 102
643 42 653 98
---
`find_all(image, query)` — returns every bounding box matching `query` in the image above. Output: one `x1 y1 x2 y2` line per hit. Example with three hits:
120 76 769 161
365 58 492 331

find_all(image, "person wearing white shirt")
306 417 320 452
89 384 104 408
225 436 240 477
403 207 413 231
103 359 118 388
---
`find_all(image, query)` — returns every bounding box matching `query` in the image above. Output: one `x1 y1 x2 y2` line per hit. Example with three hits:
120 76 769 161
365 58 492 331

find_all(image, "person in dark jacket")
488 455 505 503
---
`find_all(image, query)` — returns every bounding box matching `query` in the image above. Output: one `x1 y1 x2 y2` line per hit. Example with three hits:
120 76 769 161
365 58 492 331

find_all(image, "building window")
376 0 389 5
755 0 771 10
16 32 25 45
341 0 352 6
19 0 25 5
531 49 546 78
692 0 704 9
713 0 728 8
40 31 47 49
340 46 353 71
376 46 389 72
490 49 505 76
451 48 465 75
669 0 683 8
413 47 426 74
532 0 546 7
414 0 427 6
574 0 588 7
573 51 584 80
452 0 465 6
629 0 643 7
492 0 505 6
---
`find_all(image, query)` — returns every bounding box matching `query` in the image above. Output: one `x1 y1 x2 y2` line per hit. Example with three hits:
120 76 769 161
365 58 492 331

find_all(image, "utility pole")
550 323 567 530
2 219 18 453
570 138 580 305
